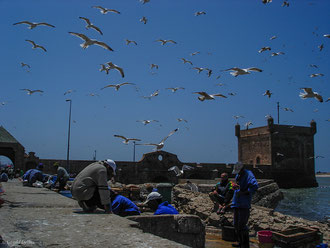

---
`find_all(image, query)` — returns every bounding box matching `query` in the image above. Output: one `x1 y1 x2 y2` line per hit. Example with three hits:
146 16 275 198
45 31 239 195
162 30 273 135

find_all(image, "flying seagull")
125 39 137 45
106 62 124 78
191 51 200 56
283 107 294 112
168 165 194 177
318 44 324 51
114 135 141 144
79 17 103 35
25 40 47 52
140 0 150 4
136 128 179 150
310 73 324 78
101 82 134 91
223 67 263 77
299 88 323 102
64 89 74 95
195 11 206 16
233 115 245 120
166 87 185 93
20 62 30 68
92 6 120 14
155 39 177 45
323 34 330 38
13 21 55 29
69 32 113 51
258 47 271 53
193 92 227 101
177 118 188 123
309 64 318 68
99 64 110 74
136 120 159 125
271 52 285 56
193 67 206 74
140 17 148 24
20 89 43 95
180 58 193 65
282 1 289 7
263 90 273 98
150 64 159 69
270 35 277 40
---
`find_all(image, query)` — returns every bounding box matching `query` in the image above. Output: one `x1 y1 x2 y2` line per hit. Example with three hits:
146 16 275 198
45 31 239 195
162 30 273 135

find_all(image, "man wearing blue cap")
231 162 258 248
71 159 116 214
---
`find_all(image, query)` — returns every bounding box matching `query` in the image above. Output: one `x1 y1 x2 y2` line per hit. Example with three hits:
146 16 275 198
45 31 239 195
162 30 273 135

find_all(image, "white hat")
144 192 162 204
105 159 116 175
232 162 244 174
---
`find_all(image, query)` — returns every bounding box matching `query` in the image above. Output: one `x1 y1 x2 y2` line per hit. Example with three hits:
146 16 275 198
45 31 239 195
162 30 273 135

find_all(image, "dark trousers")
233 208 250 248
84 189 105 210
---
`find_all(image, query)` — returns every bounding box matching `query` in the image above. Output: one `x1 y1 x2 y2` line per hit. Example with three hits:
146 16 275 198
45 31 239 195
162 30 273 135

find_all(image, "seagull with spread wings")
195 11 206 16
79 17 103 35
20 89 43 95
92 6 120 14
64 89 75 95
106 62 124 78
233 115 245 120
140 0 150 4
13 21 55 29
283 107 294 112
21 62 30 68
99 64 110 74
223 67 263 77
180 58 193 65
263 90 273 98
114 135 141 144
193 92 227 101
271 52 285 56
177 118 188 123
136 120 159 125
69 32 113 51
150 64 159 69
25 40 47 52
136 128 179 150
140 17 148 24
258 47 271 53
324 34 330 38
299 88 323 102
166 87 185 93
193 67 206 74
168 164 194 177
155 39 177 45
310 73 324 78
101 82 134 91
125 39 137 45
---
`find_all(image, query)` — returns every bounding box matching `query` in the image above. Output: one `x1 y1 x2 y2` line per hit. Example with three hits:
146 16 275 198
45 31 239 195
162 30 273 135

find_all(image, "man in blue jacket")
22 169 44 186
144 192 179 215
231 162 258 248
110 190 140 217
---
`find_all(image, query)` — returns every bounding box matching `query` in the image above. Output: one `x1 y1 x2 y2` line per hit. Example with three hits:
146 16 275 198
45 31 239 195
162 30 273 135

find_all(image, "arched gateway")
0 126 25 170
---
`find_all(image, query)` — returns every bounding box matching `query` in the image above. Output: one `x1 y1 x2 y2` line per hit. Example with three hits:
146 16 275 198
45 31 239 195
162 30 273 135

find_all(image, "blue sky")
0 0 329 172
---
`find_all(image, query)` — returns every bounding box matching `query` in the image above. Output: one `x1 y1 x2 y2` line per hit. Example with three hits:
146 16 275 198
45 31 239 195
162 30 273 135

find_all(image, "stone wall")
128 214 205 248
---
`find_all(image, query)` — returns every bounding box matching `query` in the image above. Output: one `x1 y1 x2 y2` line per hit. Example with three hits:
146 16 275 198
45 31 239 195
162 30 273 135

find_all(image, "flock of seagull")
5 0 330 158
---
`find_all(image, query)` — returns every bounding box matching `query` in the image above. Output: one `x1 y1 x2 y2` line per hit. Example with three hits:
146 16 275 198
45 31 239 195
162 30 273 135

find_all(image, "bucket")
222 226 236 242
257 230 273 244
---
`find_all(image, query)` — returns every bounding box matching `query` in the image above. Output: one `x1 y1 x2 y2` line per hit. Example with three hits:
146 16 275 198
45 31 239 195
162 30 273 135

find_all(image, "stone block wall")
128 214 205 248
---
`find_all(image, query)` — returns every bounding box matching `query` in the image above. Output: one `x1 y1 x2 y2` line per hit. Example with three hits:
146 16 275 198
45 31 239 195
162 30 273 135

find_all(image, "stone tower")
235 117 318 188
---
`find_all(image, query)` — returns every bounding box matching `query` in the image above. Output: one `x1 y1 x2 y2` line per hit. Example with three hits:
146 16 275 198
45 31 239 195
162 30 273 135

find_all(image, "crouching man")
71 159 116 214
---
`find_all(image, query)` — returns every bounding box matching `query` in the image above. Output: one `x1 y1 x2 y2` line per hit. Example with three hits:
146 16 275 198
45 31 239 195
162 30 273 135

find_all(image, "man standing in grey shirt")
53 162 70 191
71 159 116 214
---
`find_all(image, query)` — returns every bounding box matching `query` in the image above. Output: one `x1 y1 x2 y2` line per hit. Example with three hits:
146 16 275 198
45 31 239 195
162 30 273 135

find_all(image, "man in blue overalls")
231 162 258 248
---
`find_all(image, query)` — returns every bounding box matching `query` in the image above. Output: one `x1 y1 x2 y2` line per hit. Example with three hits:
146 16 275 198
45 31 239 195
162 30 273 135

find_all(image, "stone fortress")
0 116 318 188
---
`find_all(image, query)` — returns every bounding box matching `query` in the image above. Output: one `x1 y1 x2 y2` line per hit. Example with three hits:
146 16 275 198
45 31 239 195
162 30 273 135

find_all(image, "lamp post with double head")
66 99 72 173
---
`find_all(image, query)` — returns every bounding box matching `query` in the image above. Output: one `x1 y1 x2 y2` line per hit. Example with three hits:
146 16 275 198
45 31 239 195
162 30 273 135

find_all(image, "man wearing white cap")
71 159 116 214
231 162 258 248
144 192 179 215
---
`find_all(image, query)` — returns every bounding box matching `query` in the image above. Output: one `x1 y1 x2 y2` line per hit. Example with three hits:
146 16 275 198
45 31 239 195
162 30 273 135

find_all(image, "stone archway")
0 126 25 170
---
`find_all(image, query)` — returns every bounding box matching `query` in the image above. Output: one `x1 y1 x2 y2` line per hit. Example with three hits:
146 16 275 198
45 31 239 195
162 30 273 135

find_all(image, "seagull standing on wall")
68 32 114 51
136 128 179 150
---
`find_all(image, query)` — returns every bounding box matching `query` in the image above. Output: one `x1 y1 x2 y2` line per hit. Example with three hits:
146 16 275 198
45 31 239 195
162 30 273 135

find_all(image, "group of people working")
209 162 259 248
20 159 257 248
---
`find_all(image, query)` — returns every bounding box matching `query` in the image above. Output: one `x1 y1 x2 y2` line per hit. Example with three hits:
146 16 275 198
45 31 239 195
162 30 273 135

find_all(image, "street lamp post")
66 99 72 173
133 141 136 162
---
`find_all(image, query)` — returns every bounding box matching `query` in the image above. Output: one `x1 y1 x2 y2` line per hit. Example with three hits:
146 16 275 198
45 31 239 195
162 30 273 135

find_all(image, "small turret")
310 119 317 135
235 123 241 137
